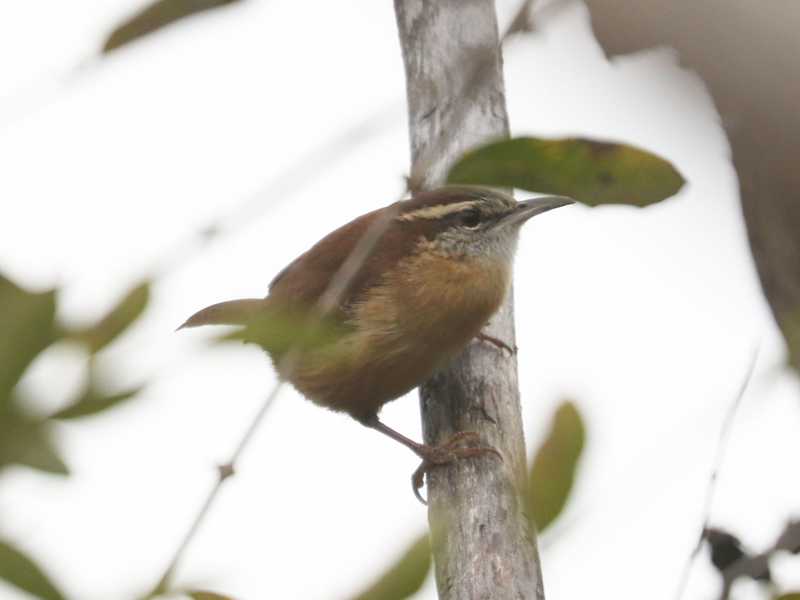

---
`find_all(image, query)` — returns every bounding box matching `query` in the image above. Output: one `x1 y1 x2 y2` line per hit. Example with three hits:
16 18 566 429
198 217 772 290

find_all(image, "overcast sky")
1 1 798 599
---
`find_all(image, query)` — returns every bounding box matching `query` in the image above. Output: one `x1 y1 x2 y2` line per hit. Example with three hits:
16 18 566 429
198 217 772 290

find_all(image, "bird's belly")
278 253 510 420
282 325 451 421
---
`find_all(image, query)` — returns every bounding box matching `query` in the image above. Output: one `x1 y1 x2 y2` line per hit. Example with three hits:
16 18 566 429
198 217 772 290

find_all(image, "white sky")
1 1 798 599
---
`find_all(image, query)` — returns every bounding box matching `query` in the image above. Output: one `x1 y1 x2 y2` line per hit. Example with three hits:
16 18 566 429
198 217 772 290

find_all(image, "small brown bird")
181 186 572 500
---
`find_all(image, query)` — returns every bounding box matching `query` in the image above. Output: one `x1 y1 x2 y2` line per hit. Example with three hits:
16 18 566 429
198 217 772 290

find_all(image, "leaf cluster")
0 273 150 599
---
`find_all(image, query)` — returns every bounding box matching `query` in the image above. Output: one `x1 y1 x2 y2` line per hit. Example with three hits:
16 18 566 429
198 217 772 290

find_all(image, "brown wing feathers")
181 188 477 328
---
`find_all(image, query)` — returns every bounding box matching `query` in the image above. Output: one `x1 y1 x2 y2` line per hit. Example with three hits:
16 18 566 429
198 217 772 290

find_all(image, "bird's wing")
267 205 417 318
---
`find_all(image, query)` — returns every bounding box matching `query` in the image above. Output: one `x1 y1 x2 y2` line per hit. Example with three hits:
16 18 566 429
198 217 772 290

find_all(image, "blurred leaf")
103 0 243 53
351 533 431 600
0 406 69 475
68 282 149 353
780 307 800 373
526 401 585 531
704 528 748 573
186 591 237 600
447 136 685 206
704 527 771 583
216 304 350 357
0 539 67 600
0 275 57 402
51 383 143 420
775 595 800 600
775 520 800 554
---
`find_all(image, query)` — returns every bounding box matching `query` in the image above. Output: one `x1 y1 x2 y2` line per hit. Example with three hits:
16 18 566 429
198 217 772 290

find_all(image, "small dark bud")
217 463 235 480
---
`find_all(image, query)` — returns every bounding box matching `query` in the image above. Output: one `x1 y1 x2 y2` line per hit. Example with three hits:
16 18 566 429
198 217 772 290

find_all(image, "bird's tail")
178 298 266 330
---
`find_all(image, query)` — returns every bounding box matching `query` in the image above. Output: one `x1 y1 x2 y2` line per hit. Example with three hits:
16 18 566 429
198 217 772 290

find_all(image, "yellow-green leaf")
780 306 800 372
69 282 149 353
526 401 585 531
0 275 57 401
447 137 685 206
351 534 431 600
0 539 67 600
103 0 243 53
51 383 143 420
775 594 800 600
186 591 237 600
215 304 350 357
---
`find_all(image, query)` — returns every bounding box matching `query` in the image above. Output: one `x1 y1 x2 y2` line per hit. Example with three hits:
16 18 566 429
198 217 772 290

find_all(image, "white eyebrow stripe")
397 201 478 222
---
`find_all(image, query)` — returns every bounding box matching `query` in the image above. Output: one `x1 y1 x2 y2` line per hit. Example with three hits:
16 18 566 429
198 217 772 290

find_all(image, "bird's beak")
496 195 575 229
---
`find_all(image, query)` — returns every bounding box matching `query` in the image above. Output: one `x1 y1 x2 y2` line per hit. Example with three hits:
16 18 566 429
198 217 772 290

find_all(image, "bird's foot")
476 331 517 355
410 432 502 504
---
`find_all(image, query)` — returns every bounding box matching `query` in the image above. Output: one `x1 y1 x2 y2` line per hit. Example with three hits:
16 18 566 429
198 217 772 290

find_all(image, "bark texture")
581 0 800 371
394 2 543 599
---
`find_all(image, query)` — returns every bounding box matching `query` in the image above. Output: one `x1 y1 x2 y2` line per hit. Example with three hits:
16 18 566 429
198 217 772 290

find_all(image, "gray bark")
394 2 543 599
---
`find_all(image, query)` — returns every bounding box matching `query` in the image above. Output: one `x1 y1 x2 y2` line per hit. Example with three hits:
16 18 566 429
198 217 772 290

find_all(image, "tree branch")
394 1 543 598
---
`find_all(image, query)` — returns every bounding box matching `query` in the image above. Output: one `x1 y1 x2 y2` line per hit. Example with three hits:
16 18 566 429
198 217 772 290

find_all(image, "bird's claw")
410 432 503 505
476 332 517 355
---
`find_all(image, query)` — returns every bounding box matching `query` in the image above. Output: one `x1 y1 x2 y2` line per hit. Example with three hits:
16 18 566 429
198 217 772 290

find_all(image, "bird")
180 186 572 501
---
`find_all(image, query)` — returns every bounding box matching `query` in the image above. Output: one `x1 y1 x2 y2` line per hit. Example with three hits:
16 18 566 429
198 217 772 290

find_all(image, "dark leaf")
351 534 431 600
68 282 149 353
447 137 685 206
0 406 69 476
103 0 243 53
0 275 57 402
51 383 143 420
704 528 747 573
526 401 585 531
0 539 67 600
704 528 771 583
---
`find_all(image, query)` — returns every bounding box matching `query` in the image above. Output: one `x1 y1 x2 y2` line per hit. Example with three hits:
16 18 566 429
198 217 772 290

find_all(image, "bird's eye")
460 210 481 229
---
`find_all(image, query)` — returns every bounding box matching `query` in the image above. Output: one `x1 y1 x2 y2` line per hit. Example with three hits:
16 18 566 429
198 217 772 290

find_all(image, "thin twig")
674 346 760 600
150 104 399 279
150 194 404 597
151 382 283 595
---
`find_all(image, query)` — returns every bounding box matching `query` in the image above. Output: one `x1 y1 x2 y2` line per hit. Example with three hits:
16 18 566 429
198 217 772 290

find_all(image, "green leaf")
447 136 685 206
214 304 350 357
526 401 585 532
68 282 149 354
351 534 431 600
775 594 800 600
51 383 143 420
186 591 237 600
780 305 800 372
0 406 69 475
102 0 243 53
0 275 57 402
0 539 67 600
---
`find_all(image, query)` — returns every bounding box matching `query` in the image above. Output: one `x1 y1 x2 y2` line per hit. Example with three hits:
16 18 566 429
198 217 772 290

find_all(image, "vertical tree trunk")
394 2 544 599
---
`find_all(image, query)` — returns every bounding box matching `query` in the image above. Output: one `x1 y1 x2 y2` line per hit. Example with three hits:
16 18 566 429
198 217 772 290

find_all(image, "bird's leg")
363 415 502 504
476 331 517 355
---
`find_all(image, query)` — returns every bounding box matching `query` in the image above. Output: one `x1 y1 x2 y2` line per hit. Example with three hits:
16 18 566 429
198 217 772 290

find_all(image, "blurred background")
1 1 798 599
